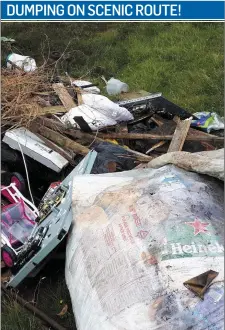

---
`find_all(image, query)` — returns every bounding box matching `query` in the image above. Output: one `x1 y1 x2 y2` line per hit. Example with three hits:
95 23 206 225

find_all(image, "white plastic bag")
82 93 134 122
66 165 224 330
106 77 129 95
60 104 117 131
73 80 100 94
7 53 37 72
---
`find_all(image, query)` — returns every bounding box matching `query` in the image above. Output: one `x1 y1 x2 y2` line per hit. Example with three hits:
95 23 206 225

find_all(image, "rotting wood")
97 132 224 142
32 124 90 156
167 117 192 153
52 83 76 111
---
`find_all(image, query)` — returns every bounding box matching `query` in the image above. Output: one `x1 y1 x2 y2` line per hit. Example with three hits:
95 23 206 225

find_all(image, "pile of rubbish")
1 53 224 330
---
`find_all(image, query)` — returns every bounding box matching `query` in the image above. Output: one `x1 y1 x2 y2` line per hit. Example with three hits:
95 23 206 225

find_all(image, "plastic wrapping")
191 112 224 133
61 104 117 131
82 93 134 122
7 53 37 72
66 165 224 330
61 94 134 130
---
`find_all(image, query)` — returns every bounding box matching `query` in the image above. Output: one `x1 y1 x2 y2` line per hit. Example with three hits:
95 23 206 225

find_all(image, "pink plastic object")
1 200 36 247
2 250 14 267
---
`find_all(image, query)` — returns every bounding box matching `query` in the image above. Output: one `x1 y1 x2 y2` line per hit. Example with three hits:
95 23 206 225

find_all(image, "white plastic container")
106 77 129 95
7 53 37 72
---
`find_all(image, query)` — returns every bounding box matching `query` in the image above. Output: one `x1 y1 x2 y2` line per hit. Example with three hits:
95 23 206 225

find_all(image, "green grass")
2 22 224 115
1 265 76 330
1 295 42 330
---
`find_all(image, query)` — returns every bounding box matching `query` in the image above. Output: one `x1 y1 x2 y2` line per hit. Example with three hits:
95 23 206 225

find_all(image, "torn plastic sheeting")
148 148 224 181
66 165 224 330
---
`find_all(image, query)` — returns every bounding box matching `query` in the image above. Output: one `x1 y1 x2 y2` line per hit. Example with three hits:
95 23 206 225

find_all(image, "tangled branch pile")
1 68 53 129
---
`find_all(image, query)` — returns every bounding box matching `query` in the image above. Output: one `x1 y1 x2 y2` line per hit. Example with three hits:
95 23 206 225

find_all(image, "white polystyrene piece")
3 128 69 173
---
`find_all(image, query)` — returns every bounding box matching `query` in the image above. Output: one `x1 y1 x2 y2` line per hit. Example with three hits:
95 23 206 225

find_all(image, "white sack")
7 53 37 72
60 104 117 131
82 93 134 122
148 148 224 181
66 165 224 330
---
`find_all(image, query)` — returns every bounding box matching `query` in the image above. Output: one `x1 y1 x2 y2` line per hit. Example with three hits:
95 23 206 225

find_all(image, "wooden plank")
97 131 223 142
34 132 76 165
116 122 129 146
42 106 67 114
146 141 167 154
52 83 76 111
33 117 153 162
31 92 52 96
151 114 164 127
167 117 192 153
149 115 167 150
173 115 217 150
123 148 153 162
31 125 90 156
74 86 83 105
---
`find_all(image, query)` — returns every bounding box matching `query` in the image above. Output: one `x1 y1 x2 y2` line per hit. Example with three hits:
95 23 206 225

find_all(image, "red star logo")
185 218 210 236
